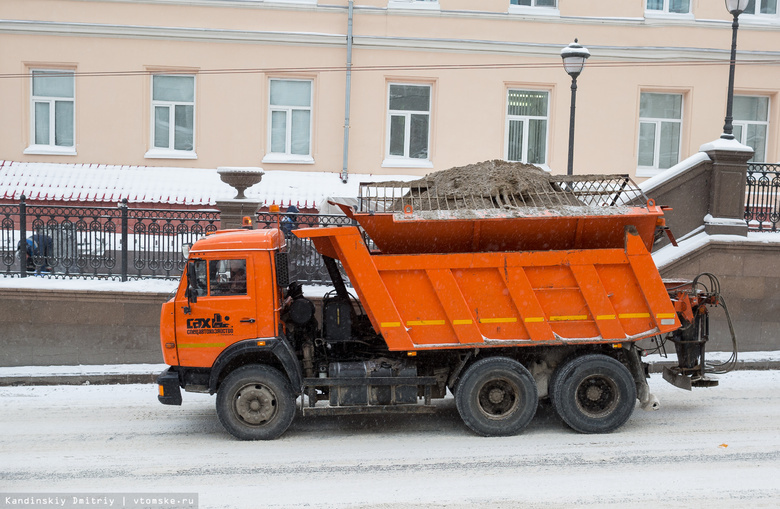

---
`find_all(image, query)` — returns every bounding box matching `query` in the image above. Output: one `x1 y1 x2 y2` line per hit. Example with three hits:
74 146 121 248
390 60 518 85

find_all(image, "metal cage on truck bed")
334 175 664 255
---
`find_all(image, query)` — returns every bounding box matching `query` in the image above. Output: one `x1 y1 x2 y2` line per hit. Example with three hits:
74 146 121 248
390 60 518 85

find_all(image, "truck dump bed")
295 227 679 352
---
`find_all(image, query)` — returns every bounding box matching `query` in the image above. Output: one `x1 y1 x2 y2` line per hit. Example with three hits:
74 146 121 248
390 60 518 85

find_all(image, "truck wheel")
455 357 538 437
551 354 636 434
216 365 296 440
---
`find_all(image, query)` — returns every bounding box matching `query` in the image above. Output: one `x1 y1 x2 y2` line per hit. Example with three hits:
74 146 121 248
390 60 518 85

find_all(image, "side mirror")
186 262 198 305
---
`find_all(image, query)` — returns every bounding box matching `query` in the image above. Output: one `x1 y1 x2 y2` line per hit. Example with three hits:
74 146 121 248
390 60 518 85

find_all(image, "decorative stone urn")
217 167 264 199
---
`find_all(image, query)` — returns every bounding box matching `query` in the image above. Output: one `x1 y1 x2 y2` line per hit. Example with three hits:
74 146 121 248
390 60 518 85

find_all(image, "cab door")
175 256 258 367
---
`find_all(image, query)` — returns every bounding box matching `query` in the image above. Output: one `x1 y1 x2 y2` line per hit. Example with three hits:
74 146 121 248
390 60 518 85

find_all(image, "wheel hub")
576 375 618 417
235 384 278 425
477 379 519 419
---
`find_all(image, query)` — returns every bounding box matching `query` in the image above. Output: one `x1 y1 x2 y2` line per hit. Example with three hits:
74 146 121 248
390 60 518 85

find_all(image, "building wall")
2 0 780 180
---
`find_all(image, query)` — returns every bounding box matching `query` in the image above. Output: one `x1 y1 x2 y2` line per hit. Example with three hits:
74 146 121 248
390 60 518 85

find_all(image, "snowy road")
1 371 779 509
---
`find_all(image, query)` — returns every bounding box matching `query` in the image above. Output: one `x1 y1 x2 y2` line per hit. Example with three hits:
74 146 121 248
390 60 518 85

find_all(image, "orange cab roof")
191 228 284 253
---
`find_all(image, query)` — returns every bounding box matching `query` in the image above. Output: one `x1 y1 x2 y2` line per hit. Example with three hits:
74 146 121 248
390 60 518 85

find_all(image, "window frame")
504 88 551 168
644 0 693 17
637 91 684 177
733 94 770 163
382 82 433 169
263 78 315 165
24 69 76 156
145 74 197 160
508 0 560 17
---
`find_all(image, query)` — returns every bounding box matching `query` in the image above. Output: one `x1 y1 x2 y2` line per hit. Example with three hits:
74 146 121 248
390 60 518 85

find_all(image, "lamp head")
561 39 590 78
725 0 750 15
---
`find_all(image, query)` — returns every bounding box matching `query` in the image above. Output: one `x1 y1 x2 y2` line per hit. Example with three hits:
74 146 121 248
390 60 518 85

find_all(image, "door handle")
240 318 256 323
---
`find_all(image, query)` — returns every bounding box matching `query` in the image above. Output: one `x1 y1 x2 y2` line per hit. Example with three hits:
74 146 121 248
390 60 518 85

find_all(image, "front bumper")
157 368 182 406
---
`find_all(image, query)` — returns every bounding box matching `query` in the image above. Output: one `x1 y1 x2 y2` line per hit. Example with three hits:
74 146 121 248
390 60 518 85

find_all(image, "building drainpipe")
341 0 354 183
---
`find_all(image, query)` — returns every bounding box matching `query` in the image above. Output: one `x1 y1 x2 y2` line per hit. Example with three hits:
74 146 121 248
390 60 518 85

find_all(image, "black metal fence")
746 163 780 232
256 211 356 286
0 199 355 285
1 196 219 280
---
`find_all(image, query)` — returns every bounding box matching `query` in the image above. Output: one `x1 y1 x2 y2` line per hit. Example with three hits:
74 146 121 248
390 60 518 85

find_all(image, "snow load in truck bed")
339 161 661 255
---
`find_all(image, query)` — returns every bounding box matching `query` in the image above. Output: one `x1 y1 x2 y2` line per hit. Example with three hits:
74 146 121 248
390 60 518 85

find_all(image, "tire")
552 354 637 434
455 357 538 437
216 365 296 440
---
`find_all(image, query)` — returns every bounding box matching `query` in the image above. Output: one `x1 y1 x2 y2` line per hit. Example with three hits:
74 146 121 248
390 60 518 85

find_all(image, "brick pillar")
700 139 752 236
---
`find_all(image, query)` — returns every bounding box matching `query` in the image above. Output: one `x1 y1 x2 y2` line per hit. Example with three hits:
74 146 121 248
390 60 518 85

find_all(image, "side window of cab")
208 259 248 296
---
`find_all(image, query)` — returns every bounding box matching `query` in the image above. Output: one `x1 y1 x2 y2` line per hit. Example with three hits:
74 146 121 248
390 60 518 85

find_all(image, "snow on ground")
1 371 779 508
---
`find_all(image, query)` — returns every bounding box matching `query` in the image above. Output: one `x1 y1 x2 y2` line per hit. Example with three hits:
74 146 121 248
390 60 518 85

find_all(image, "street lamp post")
561 39 590 176
721 0 750 140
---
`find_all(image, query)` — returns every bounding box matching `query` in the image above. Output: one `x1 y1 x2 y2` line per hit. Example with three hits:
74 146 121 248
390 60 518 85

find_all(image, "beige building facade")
2 0 780 183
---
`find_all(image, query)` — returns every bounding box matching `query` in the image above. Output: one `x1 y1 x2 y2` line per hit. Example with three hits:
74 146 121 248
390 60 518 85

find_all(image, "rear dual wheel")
550 354 636 434
455 357 538 436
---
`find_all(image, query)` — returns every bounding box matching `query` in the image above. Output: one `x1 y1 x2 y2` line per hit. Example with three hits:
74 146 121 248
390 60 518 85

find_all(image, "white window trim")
508 1 560 17
264 78 314 163
644 0 693 19
24 145 77 156
388 0 440 11
637 93 684 177
147 74 197 160
144 148 198 160
733 95 770 163
504 89 550 166
384 83 432 167
27 69 76 154
262 153 315 164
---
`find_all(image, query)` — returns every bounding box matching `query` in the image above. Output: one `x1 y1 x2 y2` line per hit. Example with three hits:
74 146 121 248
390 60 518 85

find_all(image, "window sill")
388 1 440 11
739 14 780 26
508 5 560 17
24 145 77 156
266 0 317 5
636 167 664 178
644 11 694 21
381 157 434 169
145 148 197 160
262 153 315 164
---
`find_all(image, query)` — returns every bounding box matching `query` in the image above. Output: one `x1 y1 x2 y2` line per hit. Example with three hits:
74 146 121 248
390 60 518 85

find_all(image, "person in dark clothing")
281 205 299 238
20 232 54 273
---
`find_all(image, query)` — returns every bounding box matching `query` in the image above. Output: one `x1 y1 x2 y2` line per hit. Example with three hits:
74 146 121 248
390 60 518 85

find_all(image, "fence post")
19 194 27 278
120 199 128 281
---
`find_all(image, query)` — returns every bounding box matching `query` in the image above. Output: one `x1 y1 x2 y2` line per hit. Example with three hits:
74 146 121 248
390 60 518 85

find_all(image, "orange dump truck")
157 174 731 440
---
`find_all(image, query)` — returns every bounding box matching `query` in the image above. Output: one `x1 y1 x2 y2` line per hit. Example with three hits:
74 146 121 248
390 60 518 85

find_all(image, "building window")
505 89 549 165
264 79 313 164
733 96 769 162
744 0 777 15
638 92 683 172
148 75 195 158
646 0 690 14
511 0 557 6
26 70 75 154
385 83 431 165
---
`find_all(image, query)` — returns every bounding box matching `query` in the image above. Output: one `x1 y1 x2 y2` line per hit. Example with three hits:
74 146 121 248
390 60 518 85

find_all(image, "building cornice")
2 18 780 61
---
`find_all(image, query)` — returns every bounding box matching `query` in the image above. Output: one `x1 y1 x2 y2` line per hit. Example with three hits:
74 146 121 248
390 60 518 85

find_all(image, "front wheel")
455 357 538 437
551 354 636 434
216 365 296 440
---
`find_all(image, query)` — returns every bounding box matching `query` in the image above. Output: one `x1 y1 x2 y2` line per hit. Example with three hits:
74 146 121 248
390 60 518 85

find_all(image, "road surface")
1 370 779 508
